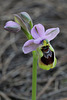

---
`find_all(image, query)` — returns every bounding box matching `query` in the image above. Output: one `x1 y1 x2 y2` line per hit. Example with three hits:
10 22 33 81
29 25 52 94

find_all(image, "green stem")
29 21 33 29
32 51 38 100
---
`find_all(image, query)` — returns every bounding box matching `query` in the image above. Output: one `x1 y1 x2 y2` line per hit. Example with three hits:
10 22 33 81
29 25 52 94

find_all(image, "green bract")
14 14 32 39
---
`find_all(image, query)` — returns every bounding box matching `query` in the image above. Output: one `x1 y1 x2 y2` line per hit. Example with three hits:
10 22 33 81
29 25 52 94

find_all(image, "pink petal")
22 39 39 54
45 28 60 41
34 37 42 44
4 21 21 32
31 24 45 39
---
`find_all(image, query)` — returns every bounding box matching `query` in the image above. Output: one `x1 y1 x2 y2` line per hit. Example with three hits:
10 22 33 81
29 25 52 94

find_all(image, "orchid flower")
22 24 60 70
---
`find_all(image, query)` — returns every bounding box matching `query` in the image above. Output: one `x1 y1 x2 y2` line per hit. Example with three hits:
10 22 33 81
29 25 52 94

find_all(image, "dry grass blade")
0 91 11 100
0 64 30 84
10 33 18 52
58 98 67 100
37 65 67 99
42 87 67 99
0 34 20 57
2 52 15 75
6 92 30 100
0 32 8 44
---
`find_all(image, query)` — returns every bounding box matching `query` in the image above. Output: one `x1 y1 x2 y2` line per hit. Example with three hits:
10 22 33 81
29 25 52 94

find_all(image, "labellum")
38 40 57 70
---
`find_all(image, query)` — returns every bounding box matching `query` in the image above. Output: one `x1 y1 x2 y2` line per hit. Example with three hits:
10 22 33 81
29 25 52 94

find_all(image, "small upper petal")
4 21 21 32
22 39 39 54
31 24 45 39
45 27 60 41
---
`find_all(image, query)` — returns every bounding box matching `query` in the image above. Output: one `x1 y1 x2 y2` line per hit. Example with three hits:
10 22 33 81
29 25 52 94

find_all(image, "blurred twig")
0 34 20 57
6 92 30 100
2 52 15 75
37 64 67 99
42 87 67 99
10 33 18 52
0 91 11 100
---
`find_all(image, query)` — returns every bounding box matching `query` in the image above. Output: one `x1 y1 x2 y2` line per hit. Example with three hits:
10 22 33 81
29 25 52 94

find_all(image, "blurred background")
0 0 67 100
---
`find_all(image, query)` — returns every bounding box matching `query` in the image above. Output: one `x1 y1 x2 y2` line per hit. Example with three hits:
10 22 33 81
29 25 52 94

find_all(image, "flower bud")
4 21 21 32
20 12 33 28
14 14 28 31
20 12 32 23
